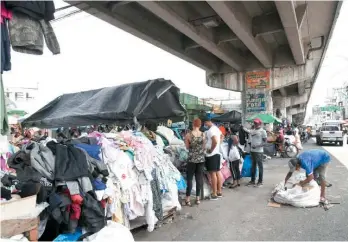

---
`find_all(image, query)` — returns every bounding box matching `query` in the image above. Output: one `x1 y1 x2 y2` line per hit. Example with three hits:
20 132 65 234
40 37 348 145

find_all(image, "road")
133 140 348 241
321 135 348 169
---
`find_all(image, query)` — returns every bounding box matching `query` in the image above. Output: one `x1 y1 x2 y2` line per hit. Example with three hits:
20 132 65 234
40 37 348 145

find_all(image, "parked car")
316 125 344 146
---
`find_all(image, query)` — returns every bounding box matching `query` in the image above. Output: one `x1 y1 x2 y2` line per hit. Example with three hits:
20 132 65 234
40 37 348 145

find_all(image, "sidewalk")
133 140 348 241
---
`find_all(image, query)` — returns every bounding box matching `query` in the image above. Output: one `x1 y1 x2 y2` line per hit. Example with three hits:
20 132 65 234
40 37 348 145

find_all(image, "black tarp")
22 79 186 128
212 110 242 123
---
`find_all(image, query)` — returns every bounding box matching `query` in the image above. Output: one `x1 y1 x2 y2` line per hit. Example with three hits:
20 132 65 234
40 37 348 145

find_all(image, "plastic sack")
85 221 134 242
176 176 187 192
162 182 182 211
241 155 257 178
53 228 82 241
220 162 232 180
272 171 320 207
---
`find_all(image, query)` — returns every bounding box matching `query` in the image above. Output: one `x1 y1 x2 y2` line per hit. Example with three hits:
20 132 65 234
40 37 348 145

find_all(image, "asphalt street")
133 139 348 241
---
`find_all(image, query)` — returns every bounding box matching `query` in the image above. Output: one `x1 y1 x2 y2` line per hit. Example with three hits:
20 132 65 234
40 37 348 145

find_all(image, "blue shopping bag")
241 155 258 178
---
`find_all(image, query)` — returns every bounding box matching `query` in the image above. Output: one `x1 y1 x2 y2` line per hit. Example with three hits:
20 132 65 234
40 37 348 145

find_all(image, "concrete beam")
296 4 307 29
290 92 308 106
279 88 287 97
73 1 224 72
183 28 239 51
252 12 284 37
275 1 305 65
298 81 305 95
288 107 305 116
208 1 273 68
215 26 239 45
138 1 245 71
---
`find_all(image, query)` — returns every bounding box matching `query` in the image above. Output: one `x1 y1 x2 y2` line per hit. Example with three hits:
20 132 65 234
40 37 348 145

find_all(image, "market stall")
1 79 188 241
21 79 186 128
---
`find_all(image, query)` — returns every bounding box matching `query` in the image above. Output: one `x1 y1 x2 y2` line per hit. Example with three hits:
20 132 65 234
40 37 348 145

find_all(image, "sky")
3 0 348 114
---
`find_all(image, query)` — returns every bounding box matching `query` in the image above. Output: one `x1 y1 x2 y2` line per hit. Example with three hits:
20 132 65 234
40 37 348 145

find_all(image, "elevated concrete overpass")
70 1 342 124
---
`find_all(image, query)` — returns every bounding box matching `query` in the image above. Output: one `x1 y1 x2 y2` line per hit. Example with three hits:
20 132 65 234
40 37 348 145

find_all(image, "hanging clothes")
8 11 60 55
1 2 12 73
4 1 55 22
0 77 9 135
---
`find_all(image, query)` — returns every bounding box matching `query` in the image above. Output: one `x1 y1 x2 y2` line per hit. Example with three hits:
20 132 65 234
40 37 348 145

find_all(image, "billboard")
246 71 270 89
246 93 266 112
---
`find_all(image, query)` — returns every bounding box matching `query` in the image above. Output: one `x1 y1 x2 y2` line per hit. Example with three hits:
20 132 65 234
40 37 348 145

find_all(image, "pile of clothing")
156 126 188 169
1 129 183 240
1 1 60 74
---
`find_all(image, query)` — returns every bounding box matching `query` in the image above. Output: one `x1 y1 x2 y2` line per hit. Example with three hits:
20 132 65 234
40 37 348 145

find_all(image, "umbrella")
246 113 281 124
7 109 28 117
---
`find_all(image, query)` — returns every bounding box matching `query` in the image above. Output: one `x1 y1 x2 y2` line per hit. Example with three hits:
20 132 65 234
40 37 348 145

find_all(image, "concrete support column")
243 70 273 129
273 96 288 120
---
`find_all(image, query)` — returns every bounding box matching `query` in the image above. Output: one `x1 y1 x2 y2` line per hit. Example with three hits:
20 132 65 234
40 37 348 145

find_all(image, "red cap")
253 118 262 124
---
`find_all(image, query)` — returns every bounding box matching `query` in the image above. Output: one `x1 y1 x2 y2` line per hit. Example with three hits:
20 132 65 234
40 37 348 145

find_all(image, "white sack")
85 221 134 242
273 171 320 208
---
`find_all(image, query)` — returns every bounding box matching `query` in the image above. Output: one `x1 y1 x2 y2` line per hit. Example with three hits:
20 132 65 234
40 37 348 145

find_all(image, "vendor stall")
1 79 188 241
21 79 186 128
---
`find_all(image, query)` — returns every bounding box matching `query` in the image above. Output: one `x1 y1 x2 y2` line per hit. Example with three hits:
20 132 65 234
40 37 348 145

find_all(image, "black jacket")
5 1 55 21
46 141 89 181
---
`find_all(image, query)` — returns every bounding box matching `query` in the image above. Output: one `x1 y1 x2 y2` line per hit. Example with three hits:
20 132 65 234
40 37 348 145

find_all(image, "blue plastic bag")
53 228 82 241
241 155 258 178
176 175 187 192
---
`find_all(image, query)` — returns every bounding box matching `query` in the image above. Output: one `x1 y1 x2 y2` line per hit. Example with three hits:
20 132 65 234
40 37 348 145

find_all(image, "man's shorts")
314 163 329 181
205 154 221 172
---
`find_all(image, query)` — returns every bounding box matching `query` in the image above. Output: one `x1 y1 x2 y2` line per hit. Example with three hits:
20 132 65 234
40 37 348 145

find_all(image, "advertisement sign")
246 71 270 89
320 106 342 112
246 93 266 112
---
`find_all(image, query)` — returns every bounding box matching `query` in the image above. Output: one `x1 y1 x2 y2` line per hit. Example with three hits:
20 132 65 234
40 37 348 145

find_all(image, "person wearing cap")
247 118 267 187
285 149 331 202
204 118 223 200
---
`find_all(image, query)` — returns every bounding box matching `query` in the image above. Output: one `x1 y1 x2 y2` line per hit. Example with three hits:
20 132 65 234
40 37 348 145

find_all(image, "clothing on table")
293 149 331 176
250 128 267 153
186 162 204 197
150 169 163 221
187 131 205 164
205 154 221 172
230 160 241 181
46 141 89 181
8 11 60 55
205 125 222 157
251 152 264 183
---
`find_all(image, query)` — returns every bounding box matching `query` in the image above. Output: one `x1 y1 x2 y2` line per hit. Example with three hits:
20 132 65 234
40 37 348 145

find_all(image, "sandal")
229 184 238 189
195 199 201 205
185 200 192 206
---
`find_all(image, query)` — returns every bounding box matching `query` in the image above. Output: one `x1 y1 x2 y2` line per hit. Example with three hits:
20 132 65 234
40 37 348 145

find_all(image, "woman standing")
184 118 205 205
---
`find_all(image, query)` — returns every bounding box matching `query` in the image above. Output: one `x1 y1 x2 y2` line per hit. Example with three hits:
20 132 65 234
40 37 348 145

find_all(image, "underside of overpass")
70 1 342 124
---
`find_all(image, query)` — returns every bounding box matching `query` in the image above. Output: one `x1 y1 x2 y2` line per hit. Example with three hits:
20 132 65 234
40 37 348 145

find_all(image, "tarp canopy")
22 79 186 128
212 110 242 123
